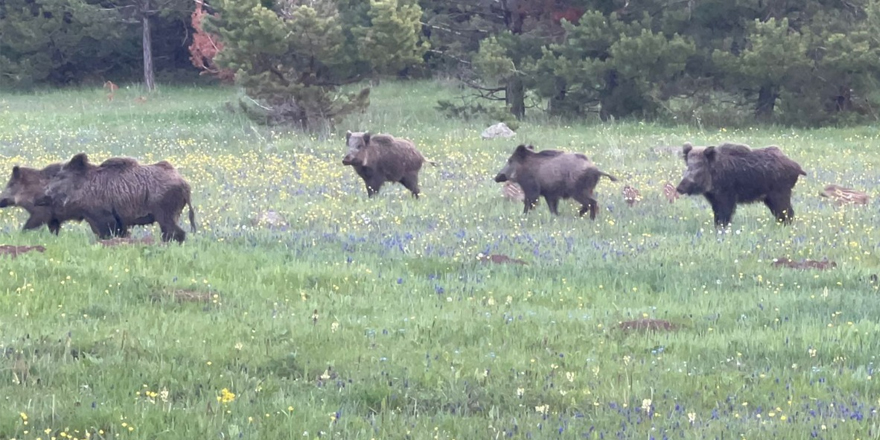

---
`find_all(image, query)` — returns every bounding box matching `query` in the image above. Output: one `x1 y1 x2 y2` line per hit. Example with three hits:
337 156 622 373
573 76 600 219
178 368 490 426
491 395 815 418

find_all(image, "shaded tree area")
188 0 234 82
3 0 880 127
112 0 194 92
1 0 198 90
422 0 583 120
422 0 880 125
204 0 424 130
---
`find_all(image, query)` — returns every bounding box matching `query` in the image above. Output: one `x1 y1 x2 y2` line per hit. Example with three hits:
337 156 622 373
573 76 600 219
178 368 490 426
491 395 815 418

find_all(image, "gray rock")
481 122 516 140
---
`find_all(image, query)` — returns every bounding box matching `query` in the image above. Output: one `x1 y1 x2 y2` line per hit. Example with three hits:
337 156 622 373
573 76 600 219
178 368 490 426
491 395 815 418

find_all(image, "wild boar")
676 142 807 226
342 131 435 198
493 144 618 219
39 154 196 242
0 163 83 234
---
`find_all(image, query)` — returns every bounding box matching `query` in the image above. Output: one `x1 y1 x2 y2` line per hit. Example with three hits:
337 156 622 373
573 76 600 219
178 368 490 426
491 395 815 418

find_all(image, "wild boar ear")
11 166 21 180
525 145 536 151
68 153 90 171
704 146 716 162
362 132 371 146
514 144 531 157
345 130 352 142
681 142 693 161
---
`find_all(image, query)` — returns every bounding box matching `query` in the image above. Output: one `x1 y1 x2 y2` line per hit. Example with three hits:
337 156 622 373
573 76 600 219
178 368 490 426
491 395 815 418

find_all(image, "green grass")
1 81 880 439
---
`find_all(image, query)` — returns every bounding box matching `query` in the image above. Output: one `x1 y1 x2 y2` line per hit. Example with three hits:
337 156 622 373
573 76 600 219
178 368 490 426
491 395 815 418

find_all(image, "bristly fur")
343 131 433 198
44 153 196 243
494 144 617 219
0 163 84 234
677 142 806 226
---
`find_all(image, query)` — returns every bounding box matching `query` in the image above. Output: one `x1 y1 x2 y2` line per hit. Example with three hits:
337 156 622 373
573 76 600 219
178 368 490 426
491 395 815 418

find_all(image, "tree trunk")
499 0 525 119
142 14 155 92
549 82 566 115
599 69 619 121
507 77 525 119
755 85 777 121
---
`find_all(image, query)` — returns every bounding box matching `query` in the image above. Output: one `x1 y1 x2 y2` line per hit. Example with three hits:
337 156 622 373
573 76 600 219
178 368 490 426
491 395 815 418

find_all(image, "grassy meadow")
2 81 880 439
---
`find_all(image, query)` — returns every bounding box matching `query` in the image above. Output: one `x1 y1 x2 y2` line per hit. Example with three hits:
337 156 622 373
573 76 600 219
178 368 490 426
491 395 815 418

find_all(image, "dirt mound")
0 245 46 259
771 257 836 270
618 319 678 332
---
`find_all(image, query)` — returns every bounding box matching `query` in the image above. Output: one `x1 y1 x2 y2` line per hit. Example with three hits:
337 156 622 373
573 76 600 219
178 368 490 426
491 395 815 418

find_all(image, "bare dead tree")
91 0 182 92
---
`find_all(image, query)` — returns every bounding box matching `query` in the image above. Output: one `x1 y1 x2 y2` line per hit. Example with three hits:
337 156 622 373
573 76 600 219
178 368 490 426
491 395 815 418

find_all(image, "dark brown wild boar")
493 144 618 219
676 142 807 226
0 163 84 234
342 131 435 198
39 154 196 243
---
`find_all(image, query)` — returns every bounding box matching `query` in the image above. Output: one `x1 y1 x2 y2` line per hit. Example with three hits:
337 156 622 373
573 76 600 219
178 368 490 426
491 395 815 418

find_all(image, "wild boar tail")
600 171 618 182
187 201 197 233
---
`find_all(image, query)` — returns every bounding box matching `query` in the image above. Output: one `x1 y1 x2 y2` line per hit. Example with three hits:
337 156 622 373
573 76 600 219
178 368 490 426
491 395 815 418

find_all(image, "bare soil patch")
0 245 46 259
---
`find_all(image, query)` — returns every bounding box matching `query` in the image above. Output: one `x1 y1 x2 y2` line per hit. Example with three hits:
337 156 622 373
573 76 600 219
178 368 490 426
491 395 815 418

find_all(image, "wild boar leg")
544 196 560 215
22 214 48 231
705 193 736 227
399 174 421 199
764 191 795 224
85 212 123 239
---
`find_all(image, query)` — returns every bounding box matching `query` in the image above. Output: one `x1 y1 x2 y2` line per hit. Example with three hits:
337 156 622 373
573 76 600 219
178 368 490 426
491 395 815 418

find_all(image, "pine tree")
531 10 695 120
0 0 132 88
423 0 582 119
709 9 880 125
206 0 425 129
806 12 880 124
712 18 811 122
355 0 428 79
692 0 880 124
206 0 370 130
